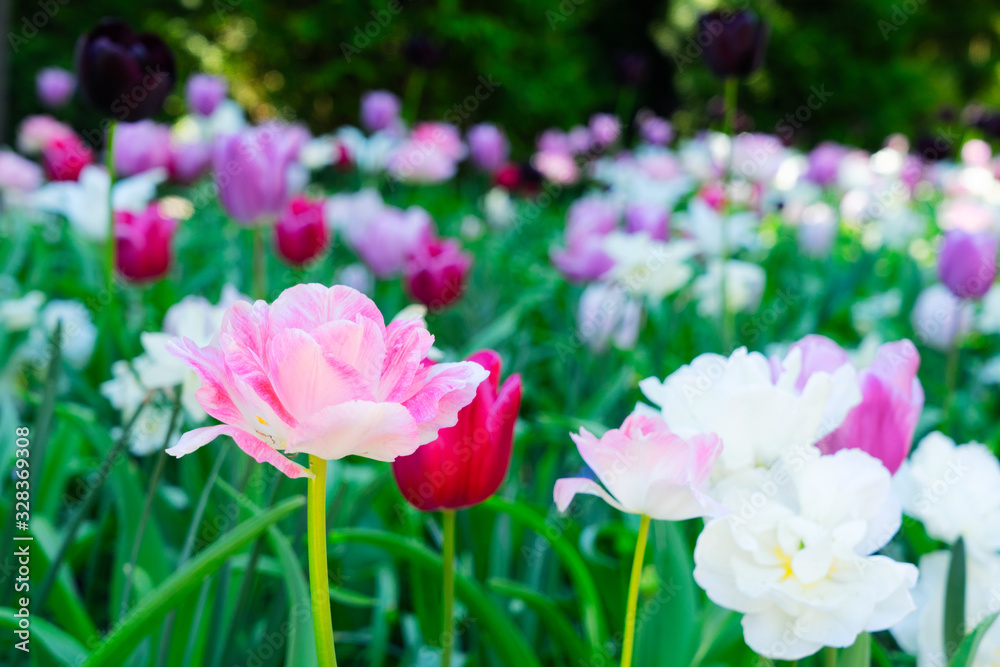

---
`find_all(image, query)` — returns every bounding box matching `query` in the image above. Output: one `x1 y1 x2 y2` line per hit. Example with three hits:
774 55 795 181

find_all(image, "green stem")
441 509 456 667
944 300 962 431
403 69 427 124
252 226 266 301
307 455 337 666
719 78 738 354
723 77 738 138
823 646 837 667
106 121 117 289
621 514 651 667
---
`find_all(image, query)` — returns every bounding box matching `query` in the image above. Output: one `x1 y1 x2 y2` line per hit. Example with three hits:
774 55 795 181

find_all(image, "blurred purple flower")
467 123 509 173
36 67 76 109
114 120 172 177
186 74 228 116
938 229 999 299
360 90 402 132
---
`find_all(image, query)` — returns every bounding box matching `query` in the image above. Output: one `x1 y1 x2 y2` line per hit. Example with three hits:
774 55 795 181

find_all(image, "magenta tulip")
392 350 521 511
42 135 93 181
115 202 178 282
404 238 472 311
275 196 329 266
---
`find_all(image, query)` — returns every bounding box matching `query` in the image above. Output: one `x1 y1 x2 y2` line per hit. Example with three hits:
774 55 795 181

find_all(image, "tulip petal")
404 360 489 444
553 477 629 514
285 400 420 461
231 429 312 478
166 424 233 457
268 283 384 334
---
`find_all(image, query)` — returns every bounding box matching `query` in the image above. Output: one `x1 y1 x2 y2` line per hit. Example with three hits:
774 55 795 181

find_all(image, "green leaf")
488 577 595 665
0 607 89 665
214 479 318 667
328 527 542 667
945 537 967 662
950 613 1000 666
81 495 305 667
838 632 872 667
481 496 609 648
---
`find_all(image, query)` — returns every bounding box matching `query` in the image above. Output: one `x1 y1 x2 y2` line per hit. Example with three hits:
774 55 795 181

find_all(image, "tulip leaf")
328 527 542 667
215 479 319 667
487 577 595 665
949 612 999 667
944 537 967 662
838 632 871 667
0 607 89 665
481 496 609 648
81 495 305 667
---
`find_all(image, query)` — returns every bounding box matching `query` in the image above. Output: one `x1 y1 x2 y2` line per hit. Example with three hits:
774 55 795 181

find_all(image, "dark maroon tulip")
938 229 998 300
274 196 329 266
116 202 177 281
75 19 176 121
405 238 472 311
392 350 522 511
697 10 768 79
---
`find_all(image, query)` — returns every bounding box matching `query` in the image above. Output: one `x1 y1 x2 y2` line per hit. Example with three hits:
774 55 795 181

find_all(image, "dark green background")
4 0 1000 153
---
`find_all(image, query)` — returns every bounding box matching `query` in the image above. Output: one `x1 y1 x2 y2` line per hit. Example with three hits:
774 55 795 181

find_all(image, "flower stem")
944 300 962 432
105 121 117 289
719 77 738 354
723 78 738 137
441 509 456 667
252 226 266 300
307 455 338 666
621 514 651 667
823 646 837 667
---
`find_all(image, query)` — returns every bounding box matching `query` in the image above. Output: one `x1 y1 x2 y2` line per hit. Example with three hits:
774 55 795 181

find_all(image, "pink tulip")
36 67 76 109
114 121 172 177
18 115 76 155
213 124 305 225
167 284 489 477
0 150 44 194
388 122 466 183
168 141 212 184
404 238 472 310
116 202 178 282
42 135 93 182
392 350 521 511
467 123 509 173
186 74 228 116
349 205 435 278
554 412 726 520
275 196 329 265
588 113 621 148
788 335 924 474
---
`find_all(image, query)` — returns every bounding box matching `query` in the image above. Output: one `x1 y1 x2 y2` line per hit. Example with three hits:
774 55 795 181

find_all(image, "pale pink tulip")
554 413 726 520
168 284 488 477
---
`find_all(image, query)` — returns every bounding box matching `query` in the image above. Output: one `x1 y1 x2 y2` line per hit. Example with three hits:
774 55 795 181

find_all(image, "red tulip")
404 238 472 311
275 196 329 265
42 135 93 181
392 350 522 511
116 202 177 281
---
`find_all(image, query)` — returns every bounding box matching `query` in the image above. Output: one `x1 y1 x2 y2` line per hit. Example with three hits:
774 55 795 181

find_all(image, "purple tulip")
551 197 619 282
624 203 669 240
213 124 305 226
697 10 769 80
36 67 76 109
938 229 999 299
589 114 621 148
353 206 436 277
75 19 175 121
169 140 212 184
638 114 673 146
114 120 172 177
360 90 401 132
806 142 848 186
467 123 509 173
186 74 227 116
788 335 924 474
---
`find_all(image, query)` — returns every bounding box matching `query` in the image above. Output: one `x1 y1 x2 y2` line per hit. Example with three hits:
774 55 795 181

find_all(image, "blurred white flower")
910 284 973 352
891 550 1000 667
603 232 697 300
0 291 45 332
693 260 766 317
694 449 917 661
31 299 97 369
852 289 902 335
482 186 516 228
675 197 759 256
894 431 1000 558
976 284 1000 335
577 282 642 352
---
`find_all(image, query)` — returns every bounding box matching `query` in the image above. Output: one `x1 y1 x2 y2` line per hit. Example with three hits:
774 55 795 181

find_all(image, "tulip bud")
938 229 999 299
75 19 176 121
392 350 522 511
186 74 227 117
360 90 402 132
404 238 472 311
275 196 329 266
42 134 94 181
114 120 172 177
467 123 509 173
36 67 76 109
697 10 769 80
116 202 178 282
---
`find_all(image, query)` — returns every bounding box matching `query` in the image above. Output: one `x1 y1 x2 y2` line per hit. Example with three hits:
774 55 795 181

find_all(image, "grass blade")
950 612 999 666
945 537 966 662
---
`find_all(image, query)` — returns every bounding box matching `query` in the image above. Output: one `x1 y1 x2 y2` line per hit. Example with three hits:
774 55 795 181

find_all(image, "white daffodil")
25 165 165 241
894 432 1000 558
603 231 697 301
639 346 860 479
891 550 1000 667
694 449 918 661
